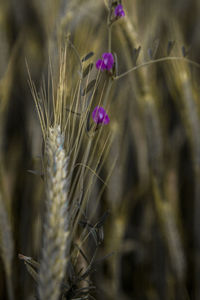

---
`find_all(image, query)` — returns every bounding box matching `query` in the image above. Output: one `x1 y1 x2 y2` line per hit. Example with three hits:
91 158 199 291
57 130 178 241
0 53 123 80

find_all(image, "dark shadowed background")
0 0 200 299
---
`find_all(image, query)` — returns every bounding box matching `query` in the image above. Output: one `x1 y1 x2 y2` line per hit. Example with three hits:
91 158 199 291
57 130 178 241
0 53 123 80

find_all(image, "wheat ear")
38 125 70 300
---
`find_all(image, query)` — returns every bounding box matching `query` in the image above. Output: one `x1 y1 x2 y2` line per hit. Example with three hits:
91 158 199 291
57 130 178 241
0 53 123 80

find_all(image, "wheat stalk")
0 190 14 300
38 125 70 300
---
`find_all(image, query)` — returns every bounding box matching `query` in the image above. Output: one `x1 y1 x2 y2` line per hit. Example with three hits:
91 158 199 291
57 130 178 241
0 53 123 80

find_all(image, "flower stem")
108 25 112 53
114 56 200 80
103 77 113 107
107 0 112 53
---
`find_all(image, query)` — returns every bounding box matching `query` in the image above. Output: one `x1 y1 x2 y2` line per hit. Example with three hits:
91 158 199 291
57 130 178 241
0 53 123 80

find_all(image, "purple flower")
102 53 114 70
92 106 110 125
115 4 125 17
96 53 114 71
96 59 105 70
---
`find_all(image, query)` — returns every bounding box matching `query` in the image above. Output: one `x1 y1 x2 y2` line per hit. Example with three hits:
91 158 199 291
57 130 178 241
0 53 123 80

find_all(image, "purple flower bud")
115 4 125 17
92 106 110 125
95 53 114 71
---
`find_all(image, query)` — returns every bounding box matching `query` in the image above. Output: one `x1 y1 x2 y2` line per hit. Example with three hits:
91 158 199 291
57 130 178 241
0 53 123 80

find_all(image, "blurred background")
0 0 200 299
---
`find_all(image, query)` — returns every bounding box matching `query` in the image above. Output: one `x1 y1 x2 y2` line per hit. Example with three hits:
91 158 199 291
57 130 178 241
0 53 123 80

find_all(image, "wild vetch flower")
96 59 104 70
96 53 114 71
115 4 125 18
92 106 110 125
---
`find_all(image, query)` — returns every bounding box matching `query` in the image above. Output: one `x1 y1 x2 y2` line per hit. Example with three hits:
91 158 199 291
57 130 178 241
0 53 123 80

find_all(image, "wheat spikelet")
38 125 70 300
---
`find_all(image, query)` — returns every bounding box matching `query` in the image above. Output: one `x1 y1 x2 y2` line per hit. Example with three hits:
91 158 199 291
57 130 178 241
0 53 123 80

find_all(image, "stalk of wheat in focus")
38 126 70 300
26 39 113 299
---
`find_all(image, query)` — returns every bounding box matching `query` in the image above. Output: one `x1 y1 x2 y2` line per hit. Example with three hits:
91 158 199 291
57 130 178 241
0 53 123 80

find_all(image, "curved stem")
114 56 200 80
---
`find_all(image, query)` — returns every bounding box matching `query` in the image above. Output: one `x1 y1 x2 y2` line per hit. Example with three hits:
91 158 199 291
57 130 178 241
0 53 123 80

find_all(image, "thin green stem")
103 77 113 107
108 25 112 53
78 137 93 204
107 0 112 52
114 56 200 80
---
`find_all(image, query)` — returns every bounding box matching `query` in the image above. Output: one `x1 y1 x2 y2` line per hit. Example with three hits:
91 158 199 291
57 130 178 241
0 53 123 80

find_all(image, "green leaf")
112 1 118 7
167 40 175 56
182 45 190 57
148 39 160 60
133 46 141 65
18 253 40 269
82 63 93 78
82 52 94 62
113 52 118 76
82 79 97 96
24 262 39 283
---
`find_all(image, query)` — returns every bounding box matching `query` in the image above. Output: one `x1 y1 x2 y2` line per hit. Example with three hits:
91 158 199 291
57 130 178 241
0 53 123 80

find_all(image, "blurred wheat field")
0 0 200 299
